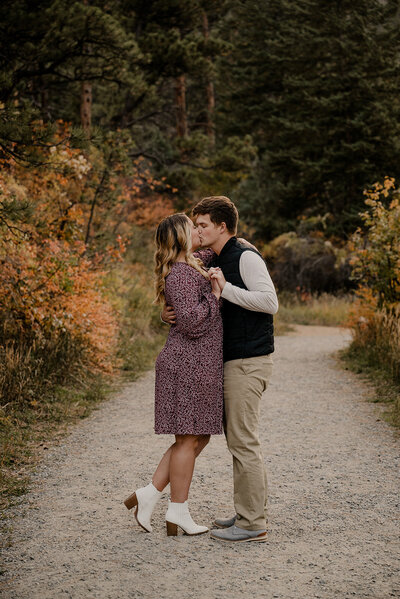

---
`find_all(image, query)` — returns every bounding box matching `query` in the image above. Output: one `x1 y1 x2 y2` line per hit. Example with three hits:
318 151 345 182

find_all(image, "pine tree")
0 0 141 162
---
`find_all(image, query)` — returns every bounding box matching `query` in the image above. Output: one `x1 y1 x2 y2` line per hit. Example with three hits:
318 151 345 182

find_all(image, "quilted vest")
212 237 274 362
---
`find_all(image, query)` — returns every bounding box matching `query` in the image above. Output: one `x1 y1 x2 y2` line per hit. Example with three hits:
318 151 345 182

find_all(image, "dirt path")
1 326 399 599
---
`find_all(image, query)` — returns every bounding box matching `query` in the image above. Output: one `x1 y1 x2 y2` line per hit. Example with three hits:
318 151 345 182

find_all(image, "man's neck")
210 234 235 255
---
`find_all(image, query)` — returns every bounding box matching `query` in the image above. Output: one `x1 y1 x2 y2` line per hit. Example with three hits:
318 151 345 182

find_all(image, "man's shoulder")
239 246 265 262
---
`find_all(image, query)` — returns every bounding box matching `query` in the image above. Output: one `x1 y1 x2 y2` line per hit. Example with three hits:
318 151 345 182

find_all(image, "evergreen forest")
3 0 400 237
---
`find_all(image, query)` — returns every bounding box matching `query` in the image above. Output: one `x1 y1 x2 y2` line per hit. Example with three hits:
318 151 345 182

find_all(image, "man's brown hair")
192 196 239 234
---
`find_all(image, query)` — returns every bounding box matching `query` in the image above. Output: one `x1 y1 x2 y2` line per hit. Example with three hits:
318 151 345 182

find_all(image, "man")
163 196 278 542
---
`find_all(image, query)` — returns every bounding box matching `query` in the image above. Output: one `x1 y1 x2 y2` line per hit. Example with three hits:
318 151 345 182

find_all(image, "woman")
124 213 223 536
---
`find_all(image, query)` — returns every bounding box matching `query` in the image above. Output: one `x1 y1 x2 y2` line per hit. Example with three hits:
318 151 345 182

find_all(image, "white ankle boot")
124 482 162 532
165 500 209 536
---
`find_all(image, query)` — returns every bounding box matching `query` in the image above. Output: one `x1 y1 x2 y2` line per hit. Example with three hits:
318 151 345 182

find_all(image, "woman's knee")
174 434 200 450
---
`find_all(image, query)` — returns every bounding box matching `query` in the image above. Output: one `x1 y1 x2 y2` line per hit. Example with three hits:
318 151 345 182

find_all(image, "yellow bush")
348 178 400 385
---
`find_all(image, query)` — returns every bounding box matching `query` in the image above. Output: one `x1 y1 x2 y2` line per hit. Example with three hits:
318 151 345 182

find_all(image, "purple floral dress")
154 257 223 435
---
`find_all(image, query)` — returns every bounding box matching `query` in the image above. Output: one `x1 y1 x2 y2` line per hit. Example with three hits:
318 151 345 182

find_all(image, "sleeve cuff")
221 281 234 300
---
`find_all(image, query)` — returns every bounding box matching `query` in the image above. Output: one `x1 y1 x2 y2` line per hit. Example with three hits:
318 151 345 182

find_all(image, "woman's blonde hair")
154 213 209 305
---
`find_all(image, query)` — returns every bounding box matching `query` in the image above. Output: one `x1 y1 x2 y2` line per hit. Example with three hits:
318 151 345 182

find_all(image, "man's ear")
219 221 227 234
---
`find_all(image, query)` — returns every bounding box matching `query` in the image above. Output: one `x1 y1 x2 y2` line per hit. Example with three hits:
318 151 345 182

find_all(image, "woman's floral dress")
154 257 223 435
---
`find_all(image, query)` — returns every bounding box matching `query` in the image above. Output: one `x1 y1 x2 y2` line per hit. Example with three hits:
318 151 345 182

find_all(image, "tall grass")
0 333 88 407
276 291 353 329
106 259 167 379
342 306 400 426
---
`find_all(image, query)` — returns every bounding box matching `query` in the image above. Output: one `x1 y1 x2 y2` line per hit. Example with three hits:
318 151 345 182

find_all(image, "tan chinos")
223 354 273 531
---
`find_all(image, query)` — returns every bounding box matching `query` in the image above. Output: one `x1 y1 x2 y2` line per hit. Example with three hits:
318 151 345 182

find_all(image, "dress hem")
154 430 223 435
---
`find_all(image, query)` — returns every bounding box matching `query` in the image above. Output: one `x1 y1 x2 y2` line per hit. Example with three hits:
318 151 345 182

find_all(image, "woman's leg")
165 434 210 535
126 435 209 533
152 435 210 493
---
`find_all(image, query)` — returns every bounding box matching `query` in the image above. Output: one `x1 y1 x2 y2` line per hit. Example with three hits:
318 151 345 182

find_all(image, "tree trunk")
202 11 215 147
80 0 92 135
80 81 92 134
85 168 107 247
174 75 188 138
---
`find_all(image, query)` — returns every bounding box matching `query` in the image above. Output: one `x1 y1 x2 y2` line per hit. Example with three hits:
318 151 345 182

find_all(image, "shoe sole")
210 533 267 543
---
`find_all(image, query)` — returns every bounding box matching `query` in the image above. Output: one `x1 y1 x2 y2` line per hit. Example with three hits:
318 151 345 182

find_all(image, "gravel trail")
1 325 399 599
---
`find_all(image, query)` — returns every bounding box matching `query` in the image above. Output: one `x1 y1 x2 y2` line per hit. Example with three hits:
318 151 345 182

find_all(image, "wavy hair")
154 213 208 305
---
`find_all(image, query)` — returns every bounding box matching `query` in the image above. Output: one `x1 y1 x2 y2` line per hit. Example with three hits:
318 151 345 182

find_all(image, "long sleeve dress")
154 261 223 435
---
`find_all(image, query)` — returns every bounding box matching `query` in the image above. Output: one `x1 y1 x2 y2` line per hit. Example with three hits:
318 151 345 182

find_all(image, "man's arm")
221 251 278 314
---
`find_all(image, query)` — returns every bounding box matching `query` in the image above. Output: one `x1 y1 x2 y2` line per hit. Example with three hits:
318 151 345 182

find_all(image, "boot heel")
166 521 178 536
124 492 138 510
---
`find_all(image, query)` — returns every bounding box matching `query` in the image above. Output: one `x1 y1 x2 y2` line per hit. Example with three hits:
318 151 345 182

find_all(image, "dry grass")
276 292 354 328
341 306 400 427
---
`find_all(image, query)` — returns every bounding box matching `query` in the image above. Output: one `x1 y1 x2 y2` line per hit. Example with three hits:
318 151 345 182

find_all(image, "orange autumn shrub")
0 124 173 405
348 177 400 387
0 182 119 391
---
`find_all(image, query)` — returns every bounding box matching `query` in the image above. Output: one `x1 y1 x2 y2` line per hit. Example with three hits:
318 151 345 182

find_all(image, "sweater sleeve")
166 267 220 339
221 250 279 314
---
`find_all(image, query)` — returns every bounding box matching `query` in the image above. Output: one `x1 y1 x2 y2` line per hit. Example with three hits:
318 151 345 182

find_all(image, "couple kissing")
124 195 278 543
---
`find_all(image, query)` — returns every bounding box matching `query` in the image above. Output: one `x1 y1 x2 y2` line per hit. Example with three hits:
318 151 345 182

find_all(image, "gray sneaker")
210 524 267 543
213 515 237 528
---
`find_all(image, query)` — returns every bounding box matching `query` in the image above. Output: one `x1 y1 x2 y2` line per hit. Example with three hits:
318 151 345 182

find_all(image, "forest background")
1 0 400 510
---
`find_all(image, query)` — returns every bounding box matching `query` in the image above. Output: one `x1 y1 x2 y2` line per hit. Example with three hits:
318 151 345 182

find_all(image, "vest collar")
218 236 237 259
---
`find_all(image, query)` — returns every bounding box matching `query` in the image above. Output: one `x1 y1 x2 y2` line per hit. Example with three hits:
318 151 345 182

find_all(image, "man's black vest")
212 237 274 362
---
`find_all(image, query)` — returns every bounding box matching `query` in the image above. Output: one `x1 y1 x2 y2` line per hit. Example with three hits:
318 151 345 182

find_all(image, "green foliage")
218 0 400 238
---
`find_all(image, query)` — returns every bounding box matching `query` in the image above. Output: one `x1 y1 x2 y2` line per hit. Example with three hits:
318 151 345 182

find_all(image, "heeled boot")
165 500 209 536
124 482 162 532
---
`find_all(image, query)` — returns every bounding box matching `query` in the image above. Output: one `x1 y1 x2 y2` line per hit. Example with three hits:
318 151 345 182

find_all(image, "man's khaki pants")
223 354 273 531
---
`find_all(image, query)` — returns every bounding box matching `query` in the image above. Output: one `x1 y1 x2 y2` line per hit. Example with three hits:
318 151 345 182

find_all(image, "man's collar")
218 236 237 258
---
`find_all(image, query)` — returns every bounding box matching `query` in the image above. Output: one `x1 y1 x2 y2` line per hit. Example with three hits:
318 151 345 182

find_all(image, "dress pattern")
154 257 223 435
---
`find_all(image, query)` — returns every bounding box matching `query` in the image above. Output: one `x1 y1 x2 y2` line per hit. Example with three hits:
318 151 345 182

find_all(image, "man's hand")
210 274 222 300
161 304 176 324
209 267 227 292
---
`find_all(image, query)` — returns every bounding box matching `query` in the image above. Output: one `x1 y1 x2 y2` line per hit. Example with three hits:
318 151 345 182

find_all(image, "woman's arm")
167 268 220 339
193 248 216 267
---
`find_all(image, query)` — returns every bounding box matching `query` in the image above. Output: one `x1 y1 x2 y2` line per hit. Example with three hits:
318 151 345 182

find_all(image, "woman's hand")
210 274 221 300
161 304 176 324
209 267 226 294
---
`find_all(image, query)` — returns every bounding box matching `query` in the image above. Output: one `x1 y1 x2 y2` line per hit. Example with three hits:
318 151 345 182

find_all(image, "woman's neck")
175 250 186 262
